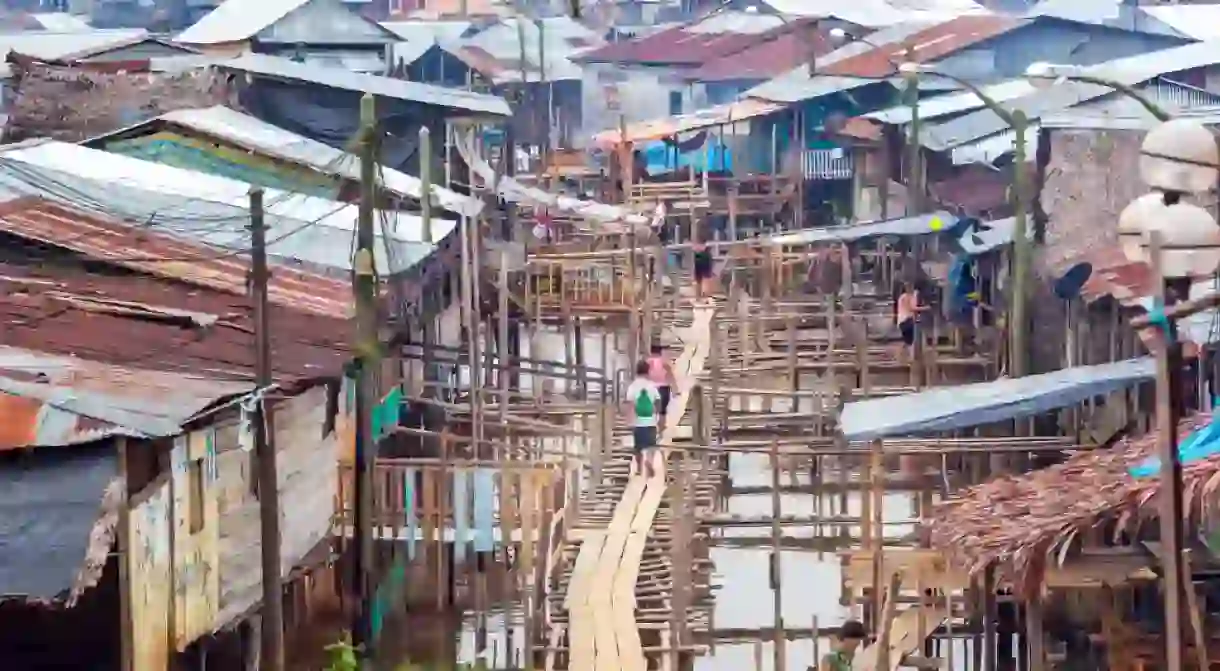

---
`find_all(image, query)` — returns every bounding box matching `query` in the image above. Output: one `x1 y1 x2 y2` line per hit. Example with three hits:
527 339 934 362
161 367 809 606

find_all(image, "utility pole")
250 187 285 671
352 93 382 662
420 127 433 244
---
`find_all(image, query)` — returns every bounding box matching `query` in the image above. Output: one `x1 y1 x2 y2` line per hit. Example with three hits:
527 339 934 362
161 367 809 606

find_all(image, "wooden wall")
128 480 173 671
171 431 221 649
215 384 340 625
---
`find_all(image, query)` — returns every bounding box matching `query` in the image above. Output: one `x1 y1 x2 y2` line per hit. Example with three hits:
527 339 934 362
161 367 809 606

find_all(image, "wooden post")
1026 593 1046 671
870 438 884 625
116 437 132 671
769 438 785 671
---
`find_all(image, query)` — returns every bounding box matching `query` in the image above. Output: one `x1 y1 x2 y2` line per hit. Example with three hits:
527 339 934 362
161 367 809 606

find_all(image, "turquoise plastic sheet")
1130 415 1220 477
473 469 496 553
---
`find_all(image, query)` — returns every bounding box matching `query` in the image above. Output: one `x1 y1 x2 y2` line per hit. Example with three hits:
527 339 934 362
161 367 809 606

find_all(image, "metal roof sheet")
0 446 118 601
1141 6 1220 41
573 10 786 66
214 53 511 116
0 260 350 386
99 105 483 218
0 346 247 446
25 13 93 32
865 78 1037 124
0 198 352 319
176 0 318 45
682 18 832 82
0 29 148 61
819 14 1025 77
0 139 452 276
840 357 1155 440
379 20 473 42
743 19 948 101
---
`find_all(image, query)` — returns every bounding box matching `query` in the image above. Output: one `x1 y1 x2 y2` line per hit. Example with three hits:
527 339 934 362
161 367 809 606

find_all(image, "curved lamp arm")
1060 74 1173 122
911 68 1020 128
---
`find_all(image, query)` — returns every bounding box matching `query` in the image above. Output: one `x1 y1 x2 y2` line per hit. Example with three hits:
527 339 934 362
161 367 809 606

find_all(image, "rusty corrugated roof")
822 15 1025 77
0 345 247 450
573 11 788 66
0 198 353 320
683 19 832 82
0 259 351 384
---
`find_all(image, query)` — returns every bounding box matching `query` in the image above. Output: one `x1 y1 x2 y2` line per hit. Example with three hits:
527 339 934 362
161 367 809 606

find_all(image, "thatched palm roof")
927 413 1220 592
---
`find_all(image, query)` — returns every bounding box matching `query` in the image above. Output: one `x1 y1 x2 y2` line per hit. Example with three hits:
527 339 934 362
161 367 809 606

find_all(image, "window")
188 458 205 534
668 91 683 116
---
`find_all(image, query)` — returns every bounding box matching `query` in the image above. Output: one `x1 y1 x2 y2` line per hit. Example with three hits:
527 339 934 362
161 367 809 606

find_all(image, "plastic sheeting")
1130 415 1220 478
768 211 959 245
454 130 655 230
839 357 1156 440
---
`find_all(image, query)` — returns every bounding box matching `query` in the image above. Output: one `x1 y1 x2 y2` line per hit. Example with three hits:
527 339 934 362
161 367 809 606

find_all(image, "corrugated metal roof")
0 259 350 385
1142 5 1220 41
0 346 246 447
177 0 331 45
764 0 992 28
928 76 1220 153
380 19 472 42
214 53 511 116
0 198 352 319
1041 105 1220 130
743 19 949 101
840 357 1155 440
94 105 483 218
0 29 148 61
25 13 93 32
745 74 889 105
457 16 602 82
573 10 786 66
0 139 452 276
683 18 833 82
0 445 118 601
819 15 1025 77
949 124 1040 165
865 78 1036 124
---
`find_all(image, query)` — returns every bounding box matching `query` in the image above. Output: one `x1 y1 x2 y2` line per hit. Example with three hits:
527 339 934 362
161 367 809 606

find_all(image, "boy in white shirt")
623 360 662 478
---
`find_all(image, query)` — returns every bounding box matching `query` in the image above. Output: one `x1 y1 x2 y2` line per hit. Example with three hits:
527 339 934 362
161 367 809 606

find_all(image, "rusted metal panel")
171 429 221 648
129 481 172 671
0 261 350 384
0 198 352 319
821 16 1024 77
0 345 245 450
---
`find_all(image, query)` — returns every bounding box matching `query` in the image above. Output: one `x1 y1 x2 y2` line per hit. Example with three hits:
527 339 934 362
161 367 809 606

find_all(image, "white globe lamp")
1118 193 1164 263
1139 119 1220 195
1138 201 1220 279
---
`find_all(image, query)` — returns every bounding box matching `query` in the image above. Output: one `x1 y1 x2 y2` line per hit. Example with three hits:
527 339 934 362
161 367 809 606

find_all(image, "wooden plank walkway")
566 300 716 671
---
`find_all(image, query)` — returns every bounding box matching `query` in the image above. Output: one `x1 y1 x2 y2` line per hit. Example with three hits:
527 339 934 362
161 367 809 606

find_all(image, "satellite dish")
1053 262 1093 300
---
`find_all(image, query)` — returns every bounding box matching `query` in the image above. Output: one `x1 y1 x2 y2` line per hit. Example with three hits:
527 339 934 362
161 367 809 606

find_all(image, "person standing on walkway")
817 620 868 671
895 282 928 363
646 343 676 426
624 360 662 478
693 239 714 301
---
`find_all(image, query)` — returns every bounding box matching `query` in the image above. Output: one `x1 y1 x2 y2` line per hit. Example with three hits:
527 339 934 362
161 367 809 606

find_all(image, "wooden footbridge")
554 298 716 671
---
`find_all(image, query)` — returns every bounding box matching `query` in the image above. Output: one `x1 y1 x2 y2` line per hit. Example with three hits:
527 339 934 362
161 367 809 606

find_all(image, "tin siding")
129 481 172 671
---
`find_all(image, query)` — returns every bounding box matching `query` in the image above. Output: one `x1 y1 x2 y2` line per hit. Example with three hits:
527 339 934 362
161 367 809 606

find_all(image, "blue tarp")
643 140 732 175
839 357 1156 440
1131 416 1220 477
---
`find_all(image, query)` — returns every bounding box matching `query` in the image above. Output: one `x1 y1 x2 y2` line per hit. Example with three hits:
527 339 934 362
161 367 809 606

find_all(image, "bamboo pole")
769 438 785 671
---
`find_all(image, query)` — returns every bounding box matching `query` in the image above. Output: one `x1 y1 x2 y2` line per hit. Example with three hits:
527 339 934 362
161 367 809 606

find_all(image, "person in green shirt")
818 620 868 671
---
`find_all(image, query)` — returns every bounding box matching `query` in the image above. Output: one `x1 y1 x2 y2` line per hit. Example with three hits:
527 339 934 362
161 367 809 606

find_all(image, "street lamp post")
1116 118 1220 671
898 62 1032 378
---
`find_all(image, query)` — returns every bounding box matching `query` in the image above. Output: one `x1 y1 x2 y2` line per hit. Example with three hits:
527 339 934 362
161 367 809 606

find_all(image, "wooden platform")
563 300 716 671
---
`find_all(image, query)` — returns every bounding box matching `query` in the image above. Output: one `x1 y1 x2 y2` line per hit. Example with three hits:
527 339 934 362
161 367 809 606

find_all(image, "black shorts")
657 386 671 414
899 319 915 346
633 425 657 453
694 251 713 280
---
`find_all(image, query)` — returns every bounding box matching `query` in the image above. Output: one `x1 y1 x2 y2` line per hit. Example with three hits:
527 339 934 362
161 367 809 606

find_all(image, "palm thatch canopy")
928 413 1220 593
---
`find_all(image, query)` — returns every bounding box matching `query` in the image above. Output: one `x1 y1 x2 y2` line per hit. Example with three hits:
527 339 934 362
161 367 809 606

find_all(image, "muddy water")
698 450 933 671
